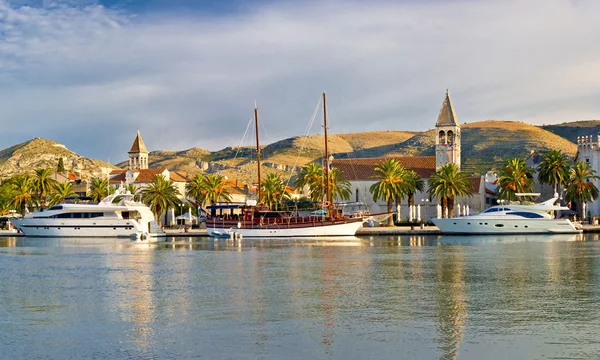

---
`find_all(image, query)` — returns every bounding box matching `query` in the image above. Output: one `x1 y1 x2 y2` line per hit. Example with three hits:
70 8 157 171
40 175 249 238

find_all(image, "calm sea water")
1 234 599 360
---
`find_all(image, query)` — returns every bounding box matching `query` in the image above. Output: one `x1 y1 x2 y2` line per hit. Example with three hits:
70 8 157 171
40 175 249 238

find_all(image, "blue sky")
1 0 599 163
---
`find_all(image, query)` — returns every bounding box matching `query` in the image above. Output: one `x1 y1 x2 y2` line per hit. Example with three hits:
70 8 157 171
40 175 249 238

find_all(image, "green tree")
141 174 181 227
185 174 232 207
369 159 407 226
10 175 38 216
405 170 425 207
57 157 65 173
565 161 599 221
47 183 77 207
261 173 290 210
328 168 352 202
496 158 534 201
33 168 57 209
536 150 571 195
89 177 109 202
295 162 325 202
427 163 473 218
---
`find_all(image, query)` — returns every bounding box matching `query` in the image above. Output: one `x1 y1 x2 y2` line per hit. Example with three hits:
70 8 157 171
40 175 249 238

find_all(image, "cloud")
0 0 599 163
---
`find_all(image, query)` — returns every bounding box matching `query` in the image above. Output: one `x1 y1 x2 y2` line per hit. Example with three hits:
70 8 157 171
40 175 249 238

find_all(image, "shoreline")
3 224 600 237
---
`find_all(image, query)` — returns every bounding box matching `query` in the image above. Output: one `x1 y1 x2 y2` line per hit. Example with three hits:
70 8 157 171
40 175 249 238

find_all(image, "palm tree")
33 168 57 209
185 174 232 207
536 150 571 195
261 173 289 210
295 162 325 202
427 163 472 218
10 175 38 216
369 159 407 226
565 161 599 221
141 174 181 227
89 177 109 202
496 158 534 201
47 183 77 207
328 168 352 202
405 170 426 207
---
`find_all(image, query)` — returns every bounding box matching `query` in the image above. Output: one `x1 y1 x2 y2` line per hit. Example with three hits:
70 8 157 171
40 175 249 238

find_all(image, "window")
90 213 104 218
494 224 504 227
506 211 544 219
56 213 71 218
48 205 63 211
72 213 82 218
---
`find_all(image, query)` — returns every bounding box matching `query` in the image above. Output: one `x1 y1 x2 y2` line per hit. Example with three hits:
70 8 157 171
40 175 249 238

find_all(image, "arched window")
447 131 454 145
438 130 446 144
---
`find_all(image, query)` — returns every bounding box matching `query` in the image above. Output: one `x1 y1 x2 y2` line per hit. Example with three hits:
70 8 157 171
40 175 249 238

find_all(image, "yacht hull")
11 218 154 238
432 218 581 234
207 219 364 238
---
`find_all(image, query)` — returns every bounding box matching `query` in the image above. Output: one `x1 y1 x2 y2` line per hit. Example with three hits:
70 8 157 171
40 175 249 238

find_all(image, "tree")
295 162 325 202
328 168 352 202
405 170 425 207
10 175 38 216
89 177 109 202
565 161 599 221
536 150 571 195
141 174 181 227
47 183 77 207
369 159 407 226
427 163 473 218
33 168 57 209
496 158 534 201
57 157 65 173
261 173 290 210
185 174 232 208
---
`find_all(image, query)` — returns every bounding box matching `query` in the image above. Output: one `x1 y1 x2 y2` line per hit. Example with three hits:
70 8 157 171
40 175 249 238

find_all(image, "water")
1 234 600 359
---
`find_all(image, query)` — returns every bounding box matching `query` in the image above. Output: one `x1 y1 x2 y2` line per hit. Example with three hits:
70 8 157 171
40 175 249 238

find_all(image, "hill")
115 147 212 176
542 120 600 143
0 138 116 178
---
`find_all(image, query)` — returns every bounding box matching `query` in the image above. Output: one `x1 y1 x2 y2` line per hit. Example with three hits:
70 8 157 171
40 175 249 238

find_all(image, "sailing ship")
206 93 364 238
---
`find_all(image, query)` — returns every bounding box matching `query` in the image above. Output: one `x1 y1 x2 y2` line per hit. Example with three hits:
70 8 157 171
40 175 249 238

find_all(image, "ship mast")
254 107 262 203
323 92 331 211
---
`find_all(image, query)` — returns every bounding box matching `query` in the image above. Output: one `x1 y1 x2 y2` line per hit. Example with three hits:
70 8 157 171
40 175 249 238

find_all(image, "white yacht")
11 188 166 240
432 194 582 235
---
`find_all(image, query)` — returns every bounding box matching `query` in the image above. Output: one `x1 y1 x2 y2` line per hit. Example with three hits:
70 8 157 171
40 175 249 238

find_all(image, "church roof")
332 156 436 181
129 130 148 154
436 89 459 127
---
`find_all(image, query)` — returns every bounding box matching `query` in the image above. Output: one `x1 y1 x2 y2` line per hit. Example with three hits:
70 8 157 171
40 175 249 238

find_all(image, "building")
129 130 149 170
333 90 490 220
575 135 600 217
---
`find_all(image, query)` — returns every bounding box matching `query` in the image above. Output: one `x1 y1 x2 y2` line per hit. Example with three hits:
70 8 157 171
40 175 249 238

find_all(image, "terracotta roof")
110 169 126 175
138 168 167 183
436 89 459 127
128 130 148 153
170 171 191 182
332 156 436 181
109 173 126 183
485 188 496 195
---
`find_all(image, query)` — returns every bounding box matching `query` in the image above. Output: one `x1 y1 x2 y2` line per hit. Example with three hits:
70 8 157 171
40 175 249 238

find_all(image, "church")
332 90 494 221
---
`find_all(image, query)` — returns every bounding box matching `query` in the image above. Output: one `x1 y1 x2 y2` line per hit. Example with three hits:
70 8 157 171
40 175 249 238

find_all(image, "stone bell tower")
435 89 461 171
128 130 149 170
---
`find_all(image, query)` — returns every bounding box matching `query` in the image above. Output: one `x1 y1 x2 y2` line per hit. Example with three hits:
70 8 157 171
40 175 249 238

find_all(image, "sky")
0 0 599 163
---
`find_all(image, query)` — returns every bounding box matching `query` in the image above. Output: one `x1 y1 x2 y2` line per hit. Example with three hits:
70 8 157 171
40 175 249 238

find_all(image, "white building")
575 135 600 217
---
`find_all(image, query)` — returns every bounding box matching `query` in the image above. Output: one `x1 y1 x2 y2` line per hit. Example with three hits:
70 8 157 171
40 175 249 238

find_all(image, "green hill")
0 138 116 178
542 120 600 143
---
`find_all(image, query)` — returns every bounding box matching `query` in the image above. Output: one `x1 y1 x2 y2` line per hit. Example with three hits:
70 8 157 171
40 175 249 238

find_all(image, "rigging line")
233 116 254 164
280 95 323 198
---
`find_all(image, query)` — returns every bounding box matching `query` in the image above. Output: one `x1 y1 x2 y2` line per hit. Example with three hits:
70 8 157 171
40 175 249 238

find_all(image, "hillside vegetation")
0 120 588 181
0 138 115 178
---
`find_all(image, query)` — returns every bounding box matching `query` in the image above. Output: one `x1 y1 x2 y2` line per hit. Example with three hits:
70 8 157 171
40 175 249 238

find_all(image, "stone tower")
128 130 149 170
435 89 461 171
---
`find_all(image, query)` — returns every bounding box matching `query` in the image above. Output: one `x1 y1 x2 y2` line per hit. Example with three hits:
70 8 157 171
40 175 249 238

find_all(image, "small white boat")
12 188 166 239
432 193 581 235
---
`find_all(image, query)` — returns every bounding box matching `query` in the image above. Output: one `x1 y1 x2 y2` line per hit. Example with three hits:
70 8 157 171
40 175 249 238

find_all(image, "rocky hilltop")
0 138 115 178
0 120 591 181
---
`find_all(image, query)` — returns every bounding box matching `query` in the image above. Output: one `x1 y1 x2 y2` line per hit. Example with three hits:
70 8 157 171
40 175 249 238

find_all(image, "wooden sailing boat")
206 92 364 238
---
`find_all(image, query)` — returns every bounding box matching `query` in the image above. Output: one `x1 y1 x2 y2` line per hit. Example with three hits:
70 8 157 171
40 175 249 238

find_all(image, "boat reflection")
437 233 584 245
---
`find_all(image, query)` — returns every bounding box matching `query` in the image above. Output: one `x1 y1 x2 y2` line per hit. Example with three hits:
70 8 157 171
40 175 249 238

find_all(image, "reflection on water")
0 234 599 359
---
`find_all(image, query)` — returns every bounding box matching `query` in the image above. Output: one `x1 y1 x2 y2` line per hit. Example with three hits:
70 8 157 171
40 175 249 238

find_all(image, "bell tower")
128 130 149 170
435 89 461 171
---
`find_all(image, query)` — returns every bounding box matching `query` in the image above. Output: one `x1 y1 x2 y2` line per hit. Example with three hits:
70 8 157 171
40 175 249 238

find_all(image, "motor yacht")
432 193 581 234
11 188 166 240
